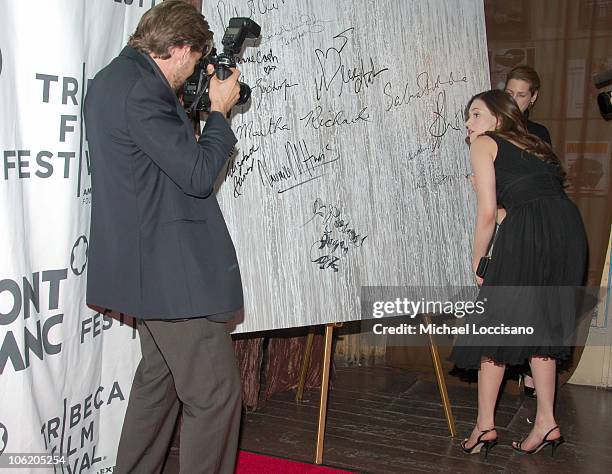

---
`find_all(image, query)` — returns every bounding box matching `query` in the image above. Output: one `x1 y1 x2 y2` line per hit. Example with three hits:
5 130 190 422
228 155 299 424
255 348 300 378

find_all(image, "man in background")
84 2 244 472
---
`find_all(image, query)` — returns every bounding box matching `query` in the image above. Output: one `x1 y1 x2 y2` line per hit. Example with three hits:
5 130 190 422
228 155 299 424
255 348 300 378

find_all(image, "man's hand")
207 64 241 116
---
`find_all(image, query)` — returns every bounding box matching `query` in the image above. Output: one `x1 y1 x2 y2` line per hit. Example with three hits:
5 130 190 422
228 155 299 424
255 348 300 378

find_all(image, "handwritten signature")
264 12 330 46
225 144 260 198
237 48 279 66
414 169 467 191
216 0 286 28
428 90 463 151
399 90 464 164
235 115 291 141
314 27 388 100
257 140 340 194
383 70 468 112
252 77 299 108
299 105 370 131
306 198 368 272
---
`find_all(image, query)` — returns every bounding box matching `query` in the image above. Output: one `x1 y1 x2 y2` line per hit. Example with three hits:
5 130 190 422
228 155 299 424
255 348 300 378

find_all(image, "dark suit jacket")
84 46 243 320
526 119 552 145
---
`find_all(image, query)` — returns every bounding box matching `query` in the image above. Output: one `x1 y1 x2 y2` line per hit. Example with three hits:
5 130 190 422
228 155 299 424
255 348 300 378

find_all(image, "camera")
593 69 612 121
183 17 261 115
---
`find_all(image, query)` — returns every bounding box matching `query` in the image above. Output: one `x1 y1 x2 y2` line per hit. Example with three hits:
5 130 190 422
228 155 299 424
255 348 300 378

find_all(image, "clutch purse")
476 224 499 278
476 256 490 278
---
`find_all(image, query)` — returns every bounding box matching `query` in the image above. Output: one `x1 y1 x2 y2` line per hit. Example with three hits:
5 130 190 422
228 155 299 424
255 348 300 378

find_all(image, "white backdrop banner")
0 1 160 472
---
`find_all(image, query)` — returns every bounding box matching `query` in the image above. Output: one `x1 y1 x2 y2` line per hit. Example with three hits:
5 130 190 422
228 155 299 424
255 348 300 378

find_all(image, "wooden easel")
296 316 457 465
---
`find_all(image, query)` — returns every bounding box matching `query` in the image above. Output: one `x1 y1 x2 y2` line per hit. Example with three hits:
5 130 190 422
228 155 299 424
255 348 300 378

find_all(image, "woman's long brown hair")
465 90 566 183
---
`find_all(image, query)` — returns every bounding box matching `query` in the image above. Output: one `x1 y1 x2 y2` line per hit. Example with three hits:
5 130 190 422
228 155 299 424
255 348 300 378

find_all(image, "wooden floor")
165 365 612 473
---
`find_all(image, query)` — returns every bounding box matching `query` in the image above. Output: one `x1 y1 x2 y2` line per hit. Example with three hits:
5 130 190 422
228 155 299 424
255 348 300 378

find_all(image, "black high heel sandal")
512 426 565 456
518 373 536 398
461 428 497 459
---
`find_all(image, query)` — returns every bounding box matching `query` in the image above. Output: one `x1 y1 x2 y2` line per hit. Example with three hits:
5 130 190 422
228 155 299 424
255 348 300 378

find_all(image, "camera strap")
186 72 211 117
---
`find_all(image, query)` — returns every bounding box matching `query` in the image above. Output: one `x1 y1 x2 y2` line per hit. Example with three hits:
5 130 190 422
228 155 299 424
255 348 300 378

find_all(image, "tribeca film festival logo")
41 382 125 473
2 71 91 197
3 65 91 199
2 3 156 197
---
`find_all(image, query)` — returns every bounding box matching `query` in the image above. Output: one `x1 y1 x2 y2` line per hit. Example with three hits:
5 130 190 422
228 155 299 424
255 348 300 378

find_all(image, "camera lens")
237 82 251 105
597 91 612 120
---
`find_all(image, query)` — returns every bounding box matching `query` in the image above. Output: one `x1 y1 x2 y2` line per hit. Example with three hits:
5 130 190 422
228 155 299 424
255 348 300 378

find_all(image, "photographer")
84 2 244 472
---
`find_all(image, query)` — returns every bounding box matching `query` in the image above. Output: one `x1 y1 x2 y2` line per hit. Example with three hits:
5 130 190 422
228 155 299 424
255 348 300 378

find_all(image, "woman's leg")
464 359 505 447
513 356 561 449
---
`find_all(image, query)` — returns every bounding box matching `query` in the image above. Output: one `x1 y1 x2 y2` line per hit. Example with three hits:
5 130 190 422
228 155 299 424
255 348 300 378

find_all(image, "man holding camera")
84 2 243 472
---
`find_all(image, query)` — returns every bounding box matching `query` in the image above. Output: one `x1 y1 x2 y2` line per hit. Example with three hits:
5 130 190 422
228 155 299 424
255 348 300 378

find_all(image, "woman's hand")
472 261 484 286
469 173 476 192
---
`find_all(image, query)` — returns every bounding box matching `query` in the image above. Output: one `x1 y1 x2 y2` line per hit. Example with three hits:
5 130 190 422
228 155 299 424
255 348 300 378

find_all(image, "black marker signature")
428 90 463 151
237 48 279 66
383 70 468 112
225 144 260 198
306 198 368 272
247 0 286 17
314 27 388 100
235 115 290 141
299 106 370 131
216 0 286 27
257 140 340 194
253 77 299 108
398 92 464 165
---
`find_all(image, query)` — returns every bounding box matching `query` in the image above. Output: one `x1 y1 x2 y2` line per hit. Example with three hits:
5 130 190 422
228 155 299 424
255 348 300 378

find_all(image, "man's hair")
505 65 541 94
128 0 213 59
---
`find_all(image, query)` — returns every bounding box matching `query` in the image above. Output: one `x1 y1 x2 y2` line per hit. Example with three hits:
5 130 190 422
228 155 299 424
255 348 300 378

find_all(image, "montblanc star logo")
70 235 89 276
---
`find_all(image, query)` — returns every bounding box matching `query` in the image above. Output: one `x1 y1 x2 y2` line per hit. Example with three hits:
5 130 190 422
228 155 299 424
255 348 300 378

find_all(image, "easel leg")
315 323 335 464
424 314 457 437
296 328 315 402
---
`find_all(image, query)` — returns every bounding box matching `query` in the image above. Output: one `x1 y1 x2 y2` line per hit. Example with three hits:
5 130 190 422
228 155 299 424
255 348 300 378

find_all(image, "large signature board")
207 0 489 333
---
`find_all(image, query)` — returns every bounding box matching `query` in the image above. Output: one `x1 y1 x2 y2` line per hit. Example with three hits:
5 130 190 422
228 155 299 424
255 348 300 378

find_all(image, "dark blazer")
526 119 552 145
84 46 243 320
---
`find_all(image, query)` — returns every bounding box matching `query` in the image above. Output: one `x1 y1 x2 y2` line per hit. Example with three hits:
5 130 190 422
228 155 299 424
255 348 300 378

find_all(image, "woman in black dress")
504 65 551 396
450 90 587 457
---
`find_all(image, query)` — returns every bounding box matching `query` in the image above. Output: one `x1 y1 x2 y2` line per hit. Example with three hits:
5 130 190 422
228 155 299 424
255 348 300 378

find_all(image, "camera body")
593 69 612 121
183 17 261 115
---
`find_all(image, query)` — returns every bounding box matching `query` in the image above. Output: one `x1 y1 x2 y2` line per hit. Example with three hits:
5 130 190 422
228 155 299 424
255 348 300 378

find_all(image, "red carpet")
235 451 355 473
